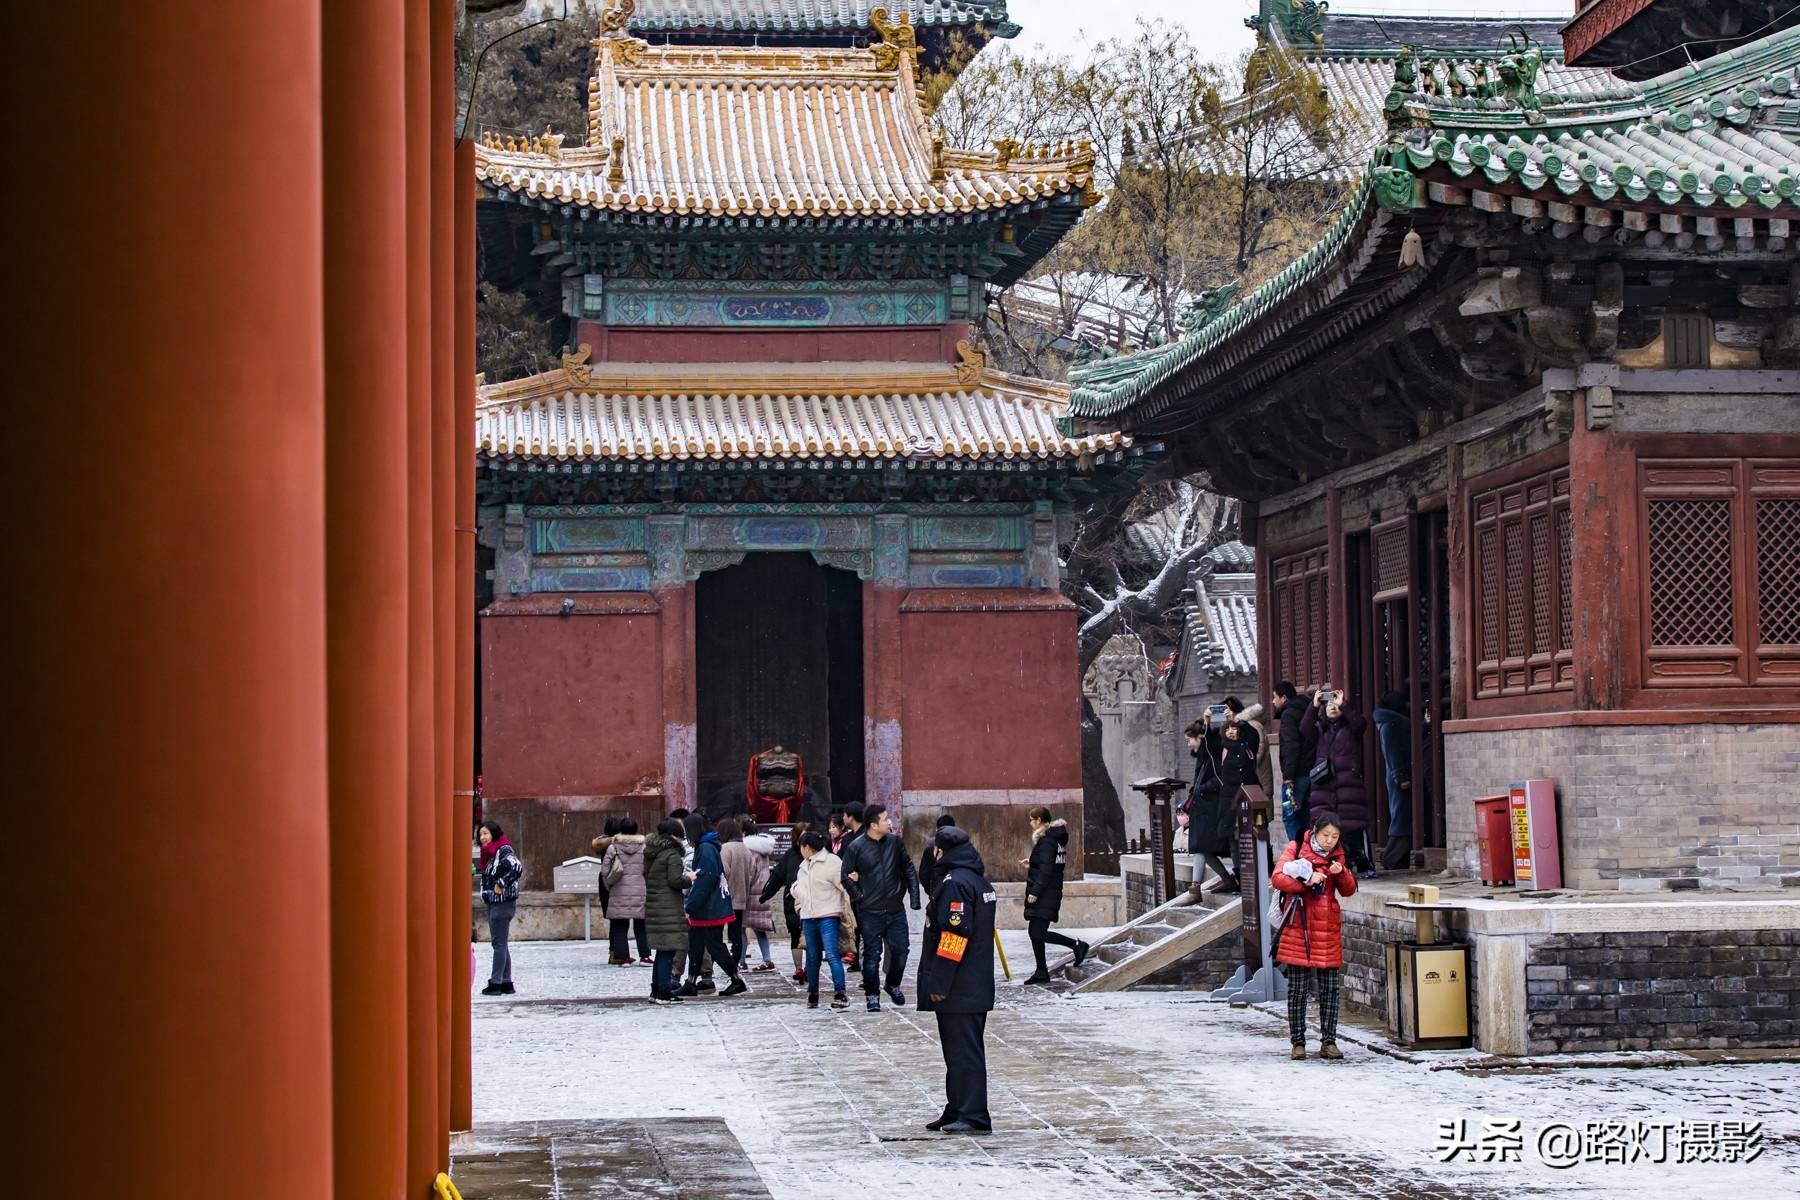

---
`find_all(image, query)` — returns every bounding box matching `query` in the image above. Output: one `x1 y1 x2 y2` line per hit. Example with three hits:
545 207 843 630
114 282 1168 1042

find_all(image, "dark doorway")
695 553 864 813
1345 512 1451 866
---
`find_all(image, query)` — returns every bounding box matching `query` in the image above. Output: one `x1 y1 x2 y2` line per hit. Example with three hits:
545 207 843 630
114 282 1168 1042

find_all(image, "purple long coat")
1300 702 1371 832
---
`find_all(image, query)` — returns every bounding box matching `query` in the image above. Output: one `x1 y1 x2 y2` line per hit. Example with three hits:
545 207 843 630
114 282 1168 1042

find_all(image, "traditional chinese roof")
1173 573 1258 689
473 30 1095 222
630 0 1017 37
476 359 1127 463
1070 27 1800 426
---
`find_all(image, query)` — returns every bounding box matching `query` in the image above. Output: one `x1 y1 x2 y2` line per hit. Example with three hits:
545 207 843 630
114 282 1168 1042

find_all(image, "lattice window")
1477 525 1499 663
1634 458 1800 688
1646 499 1735 646
1469 465 1573 700
1759 498 1800 646
1555 503 1573 652
1270 545 1330 691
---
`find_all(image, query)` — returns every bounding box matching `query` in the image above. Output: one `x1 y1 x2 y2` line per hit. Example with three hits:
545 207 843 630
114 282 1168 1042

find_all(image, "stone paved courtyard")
463 936 1800 1199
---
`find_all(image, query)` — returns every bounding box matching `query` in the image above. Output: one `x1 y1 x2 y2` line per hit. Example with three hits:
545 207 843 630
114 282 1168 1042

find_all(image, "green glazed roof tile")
1068 26 1800 422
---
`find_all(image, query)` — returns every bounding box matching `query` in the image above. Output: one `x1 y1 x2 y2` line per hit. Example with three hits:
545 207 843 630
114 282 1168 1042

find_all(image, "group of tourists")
1176 679 1380 1059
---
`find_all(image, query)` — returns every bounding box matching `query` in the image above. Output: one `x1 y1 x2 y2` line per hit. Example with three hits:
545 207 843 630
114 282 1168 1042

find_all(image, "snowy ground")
470 930 1799 1199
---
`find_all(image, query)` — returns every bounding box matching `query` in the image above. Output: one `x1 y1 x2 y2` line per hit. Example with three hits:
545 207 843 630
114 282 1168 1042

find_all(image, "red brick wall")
480 599 666 801
897 591 1081 791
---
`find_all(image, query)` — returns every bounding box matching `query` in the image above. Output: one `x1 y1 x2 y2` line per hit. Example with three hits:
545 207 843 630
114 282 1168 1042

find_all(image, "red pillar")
659 582 698 811
431 0 458 1161
1444 443 1471 721
405 0 444 1188
323 2 411 1196
865 583 906 813
15 4 334 1198
452 136 478 1134
1570 393 1630 710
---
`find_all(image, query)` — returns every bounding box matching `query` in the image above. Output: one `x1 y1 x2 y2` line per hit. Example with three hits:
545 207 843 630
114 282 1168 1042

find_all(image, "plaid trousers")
1286 965 1343 1045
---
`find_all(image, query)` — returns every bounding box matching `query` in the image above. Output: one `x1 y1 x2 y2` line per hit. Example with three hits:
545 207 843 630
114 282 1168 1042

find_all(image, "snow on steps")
1056 890 1241 995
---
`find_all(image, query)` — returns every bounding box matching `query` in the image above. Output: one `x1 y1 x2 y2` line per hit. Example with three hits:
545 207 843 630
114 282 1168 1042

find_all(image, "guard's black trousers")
934 1011 992 1130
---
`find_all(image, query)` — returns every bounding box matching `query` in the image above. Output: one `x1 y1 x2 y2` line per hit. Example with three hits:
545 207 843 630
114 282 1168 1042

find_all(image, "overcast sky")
1007 0 1579 62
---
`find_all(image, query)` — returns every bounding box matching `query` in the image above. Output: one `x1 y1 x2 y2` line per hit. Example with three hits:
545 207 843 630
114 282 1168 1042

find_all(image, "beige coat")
792 850 857 941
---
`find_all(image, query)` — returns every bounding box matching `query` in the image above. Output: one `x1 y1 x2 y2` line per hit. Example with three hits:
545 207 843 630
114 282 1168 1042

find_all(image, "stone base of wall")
1115 867 1800 1056
473 891 609 943
1122 853 1207 920
1444 721 1800 891
1340 878 1799 1055
993 878 1123 930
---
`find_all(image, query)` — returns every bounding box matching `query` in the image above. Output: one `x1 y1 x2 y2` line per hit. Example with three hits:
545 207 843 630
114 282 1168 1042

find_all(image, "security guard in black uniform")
916 826 997 1134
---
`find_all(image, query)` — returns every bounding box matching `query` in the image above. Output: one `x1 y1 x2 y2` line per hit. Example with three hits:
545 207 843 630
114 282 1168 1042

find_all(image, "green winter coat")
643 832 690 952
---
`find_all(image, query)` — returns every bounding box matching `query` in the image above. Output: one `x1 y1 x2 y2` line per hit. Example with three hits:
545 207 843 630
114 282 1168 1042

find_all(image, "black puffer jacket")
841 831 921 915
1023 819 1069 922
1278 694 1316 784
917 836 996 1015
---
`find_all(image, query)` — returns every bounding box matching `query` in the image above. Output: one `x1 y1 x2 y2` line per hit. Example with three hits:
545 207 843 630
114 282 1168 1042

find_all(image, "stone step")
1066 900 1243 995
1096 942 1138 965
1128 923 1176 946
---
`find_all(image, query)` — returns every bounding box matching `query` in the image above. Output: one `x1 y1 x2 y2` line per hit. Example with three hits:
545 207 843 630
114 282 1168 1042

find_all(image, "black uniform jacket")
917 841 996 1014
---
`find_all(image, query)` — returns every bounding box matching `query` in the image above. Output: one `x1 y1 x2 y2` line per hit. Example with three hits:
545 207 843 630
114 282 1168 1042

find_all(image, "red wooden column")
1444 443 1470 720
452 135 478 1133
1570 391 1631 710
651 516 697 811
1326 487 1350 693
323 1 412 1196
405 0 444 1187
430 0 459 1161
16 4 334 1199
865 515 908 817
1254 517 1275 708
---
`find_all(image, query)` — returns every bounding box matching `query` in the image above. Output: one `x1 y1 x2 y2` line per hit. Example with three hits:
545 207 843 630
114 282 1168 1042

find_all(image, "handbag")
1267 886 1299 936
1308 757 1334 786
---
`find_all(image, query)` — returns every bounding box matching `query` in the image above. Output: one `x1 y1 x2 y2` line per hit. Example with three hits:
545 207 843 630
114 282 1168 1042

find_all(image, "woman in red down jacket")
1272 811 1358 1061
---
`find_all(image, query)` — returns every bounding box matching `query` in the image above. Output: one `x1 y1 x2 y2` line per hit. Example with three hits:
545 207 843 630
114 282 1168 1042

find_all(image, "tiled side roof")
474 35 1094 219
476 361 1125 462
1071 27 1800 422
1178 576 1258 683
629 0 1009 33
1309 56 1622 164
1310 15 1568 55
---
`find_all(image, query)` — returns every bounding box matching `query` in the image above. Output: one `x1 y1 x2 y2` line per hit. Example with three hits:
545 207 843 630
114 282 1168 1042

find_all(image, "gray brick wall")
1444 723 1800 890
1134 937 1242 990
1524 929 1798 1053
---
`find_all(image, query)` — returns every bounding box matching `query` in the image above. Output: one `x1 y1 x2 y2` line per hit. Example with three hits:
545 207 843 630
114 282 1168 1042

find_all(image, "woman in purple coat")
1299 685 1375 875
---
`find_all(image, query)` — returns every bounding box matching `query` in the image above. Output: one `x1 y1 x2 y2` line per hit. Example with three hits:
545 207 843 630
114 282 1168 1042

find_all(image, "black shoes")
1024 970 1052 985
807 992 819 1009
480 983 505 996
830 992 849 1009
501 982 515 994
925 1115 952 1131
939 1121 990 1135
720 977 748 997
695 977 717 993
1073 941 1091 969
675 981 699 998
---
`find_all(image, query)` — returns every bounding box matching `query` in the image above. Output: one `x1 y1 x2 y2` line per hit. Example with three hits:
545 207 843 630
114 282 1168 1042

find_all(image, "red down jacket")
1271 836 1357 969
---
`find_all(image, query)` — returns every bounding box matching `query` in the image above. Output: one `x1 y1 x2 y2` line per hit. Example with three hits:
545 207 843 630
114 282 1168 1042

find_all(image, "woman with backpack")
678 823 749 999
601 816 650 966
1271 811 1358 1060
477 820 524 996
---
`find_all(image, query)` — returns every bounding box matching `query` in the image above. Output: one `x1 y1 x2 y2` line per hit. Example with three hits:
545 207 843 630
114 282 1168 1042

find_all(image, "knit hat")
934 826 971 849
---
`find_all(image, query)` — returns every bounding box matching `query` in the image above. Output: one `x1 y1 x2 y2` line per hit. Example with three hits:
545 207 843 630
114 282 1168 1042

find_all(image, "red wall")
898 590 1081 790
480 595 665 801
576 322 969 364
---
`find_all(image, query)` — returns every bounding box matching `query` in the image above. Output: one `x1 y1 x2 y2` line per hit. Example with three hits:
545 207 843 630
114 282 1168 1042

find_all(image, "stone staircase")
1055 890 1243 994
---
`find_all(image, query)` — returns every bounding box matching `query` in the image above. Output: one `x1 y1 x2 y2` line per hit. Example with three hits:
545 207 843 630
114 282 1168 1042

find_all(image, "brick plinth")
1445 722 1800 890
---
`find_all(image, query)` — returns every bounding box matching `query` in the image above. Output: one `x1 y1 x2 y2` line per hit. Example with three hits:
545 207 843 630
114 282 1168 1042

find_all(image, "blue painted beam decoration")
603 280 950 327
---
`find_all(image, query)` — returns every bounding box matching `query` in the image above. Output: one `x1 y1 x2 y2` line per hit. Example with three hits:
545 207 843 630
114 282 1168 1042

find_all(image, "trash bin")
1384 885 1472 1050
1473 795 1514 885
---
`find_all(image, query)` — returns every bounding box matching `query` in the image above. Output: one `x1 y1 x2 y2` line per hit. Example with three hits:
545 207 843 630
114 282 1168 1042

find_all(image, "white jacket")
792 851 854 921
